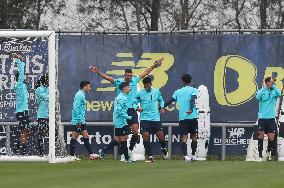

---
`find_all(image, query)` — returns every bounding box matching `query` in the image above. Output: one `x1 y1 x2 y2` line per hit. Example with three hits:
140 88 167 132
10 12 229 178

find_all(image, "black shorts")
115 125 130 136
179 119 198 136
140 120 163 134
72 123 87 133
38 118 49 128
127 108 139 125
258 118 277 134
16 111 31 130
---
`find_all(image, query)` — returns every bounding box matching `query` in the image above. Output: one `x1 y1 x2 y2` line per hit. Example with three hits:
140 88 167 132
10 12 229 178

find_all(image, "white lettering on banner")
213 128 250 146
66 131 181 144
67 131 112 145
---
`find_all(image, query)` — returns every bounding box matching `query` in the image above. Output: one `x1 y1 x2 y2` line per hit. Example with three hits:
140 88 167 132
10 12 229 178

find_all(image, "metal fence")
0 121 255 160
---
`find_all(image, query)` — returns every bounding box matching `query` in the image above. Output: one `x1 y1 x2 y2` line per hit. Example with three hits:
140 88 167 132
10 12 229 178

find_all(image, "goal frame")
0 30 74 163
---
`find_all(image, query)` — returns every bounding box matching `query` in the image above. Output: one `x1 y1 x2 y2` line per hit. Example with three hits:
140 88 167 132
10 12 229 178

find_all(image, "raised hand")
153 58 164 68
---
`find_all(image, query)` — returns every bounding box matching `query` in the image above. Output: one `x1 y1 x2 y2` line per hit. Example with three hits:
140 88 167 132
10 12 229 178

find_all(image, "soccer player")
35 74 49 156
135 77 168 162
13 53 31 155
70 81 98 159
164 74 198 162
256 77 281 161
98 82 132 163
89 58 163 155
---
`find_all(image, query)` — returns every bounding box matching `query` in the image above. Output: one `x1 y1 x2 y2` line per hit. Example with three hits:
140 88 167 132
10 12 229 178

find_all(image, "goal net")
0 31 75 163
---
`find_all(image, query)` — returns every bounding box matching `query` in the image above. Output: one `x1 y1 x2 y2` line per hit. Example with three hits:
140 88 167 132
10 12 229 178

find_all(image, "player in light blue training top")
135 77 168 162
70 81 98 160
35 74 49 156
164 74 199 162
89 58 163 155
99 82 133 162
256 77 281 160
13 53 31 155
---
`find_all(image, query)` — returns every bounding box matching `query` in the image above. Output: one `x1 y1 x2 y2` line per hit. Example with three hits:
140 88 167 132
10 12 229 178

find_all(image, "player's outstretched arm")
139 58 164 79
13 53 25 83
272 84 282 97
89 66 115 83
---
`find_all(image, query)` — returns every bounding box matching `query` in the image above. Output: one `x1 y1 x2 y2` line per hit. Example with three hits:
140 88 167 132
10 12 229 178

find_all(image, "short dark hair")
125 69 133 74
142 77 152 85
80 81 90 89
181 74 192 84
264 77 275 83
119 82 129 91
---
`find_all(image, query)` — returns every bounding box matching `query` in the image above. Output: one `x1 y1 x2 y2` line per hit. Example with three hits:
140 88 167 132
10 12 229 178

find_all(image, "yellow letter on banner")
214 55 258 106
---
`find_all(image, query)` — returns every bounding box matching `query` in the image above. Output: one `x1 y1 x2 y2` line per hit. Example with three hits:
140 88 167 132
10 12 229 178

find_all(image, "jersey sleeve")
16 59 25 84
112 78 119 87
157 90 164 108
256 87 266 101
116 99 131 120
133 76 141 83
172 90 178 101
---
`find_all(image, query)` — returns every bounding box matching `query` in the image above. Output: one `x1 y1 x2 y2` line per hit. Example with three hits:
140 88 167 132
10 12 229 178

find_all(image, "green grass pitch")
0 160 283 188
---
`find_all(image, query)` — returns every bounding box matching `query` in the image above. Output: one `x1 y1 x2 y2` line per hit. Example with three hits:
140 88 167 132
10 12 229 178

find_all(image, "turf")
0 160 283 188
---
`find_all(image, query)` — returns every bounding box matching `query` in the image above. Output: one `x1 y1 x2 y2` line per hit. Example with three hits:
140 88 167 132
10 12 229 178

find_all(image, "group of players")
12 52 281 162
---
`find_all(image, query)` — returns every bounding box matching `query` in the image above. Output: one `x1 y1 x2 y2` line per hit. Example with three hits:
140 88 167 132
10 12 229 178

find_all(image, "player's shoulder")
151 87 160 92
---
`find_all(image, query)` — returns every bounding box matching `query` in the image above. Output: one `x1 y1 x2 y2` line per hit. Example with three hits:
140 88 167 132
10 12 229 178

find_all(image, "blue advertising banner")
58 35 284 123
0 37 48 122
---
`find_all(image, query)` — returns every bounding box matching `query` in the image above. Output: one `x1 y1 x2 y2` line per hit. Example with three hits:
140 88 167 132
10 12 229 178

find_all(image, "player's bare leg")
19 129 31 155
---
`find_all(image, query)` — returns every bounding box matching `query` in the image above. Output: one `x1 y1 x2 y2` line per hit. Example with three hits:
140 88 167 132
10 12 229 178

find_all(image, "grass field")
0 160 283 188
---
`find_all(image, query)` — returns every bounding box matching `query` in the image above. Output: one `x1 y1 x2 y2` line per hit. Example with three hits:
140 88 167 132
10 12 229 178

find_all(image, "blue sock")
70 138 77 156
143 140 152 156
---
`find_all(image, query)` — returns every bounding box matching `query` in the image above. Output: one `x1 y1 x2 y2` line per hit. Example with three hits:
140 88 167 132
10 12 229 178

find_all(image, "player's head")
181 74 192 85
119 82 130 94
142 77 152 92
40 74 49 86
264 77 276 88
124 69 133 81
80 81 91 93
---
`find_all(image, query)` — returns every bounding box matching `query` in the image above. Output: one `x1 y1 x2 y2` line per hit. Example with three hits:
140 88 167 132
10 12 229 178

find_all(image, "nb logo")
96 53 174 91
228 128 245 138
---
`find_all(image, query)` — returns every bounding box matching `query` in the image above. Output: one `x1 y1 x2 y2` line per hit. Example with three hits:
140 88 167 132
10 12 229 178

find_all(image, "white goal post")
0 30 75 163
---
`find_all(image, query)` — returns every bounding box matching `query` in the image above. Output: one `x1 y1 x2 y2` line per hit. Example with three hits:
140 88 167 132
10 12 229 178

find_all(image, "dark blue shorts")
72 123 87 133
115 125 130 136
127 108 139 125
140 120 163 134
258 118 277 134
179 119 198 136
16 111 31 130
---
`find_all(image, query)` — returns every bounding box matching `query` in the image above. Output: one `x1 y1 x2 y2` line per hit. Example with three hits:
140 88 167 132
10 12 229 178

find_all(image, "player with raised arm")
70 81 98 160
163 74 198 162
13 53 31 155
89 58 163 157
256 77 281 161
98 82 133 163
135 77 168 162
35 74 49 156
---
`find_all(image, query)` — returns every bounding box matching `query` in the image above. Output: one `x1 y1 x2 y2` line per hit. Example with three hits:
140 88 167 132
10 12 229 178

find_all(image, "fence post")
221 125 226 160
5 125 11 156
168 125 172 159
113 128 118 160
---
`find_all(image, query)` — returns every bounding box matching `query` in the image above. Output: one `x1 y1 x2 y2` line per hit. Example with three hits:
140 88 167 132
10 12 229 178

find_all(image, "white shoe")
89 153 99 160
267 151 272 161
191 154 197 161
184 156 191 163
128 150 135 161
120 154 126 162
145 156 155 163
255 157 264 162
